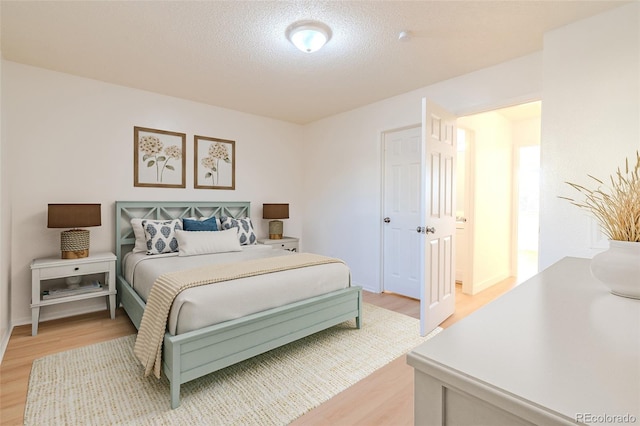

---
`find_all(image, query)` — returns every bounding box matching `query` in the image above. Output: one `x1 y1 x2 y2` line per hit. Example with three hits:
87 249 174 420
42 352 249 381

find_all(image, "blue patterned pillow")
220 217 257 245
183 216 218 231
142 219 182 254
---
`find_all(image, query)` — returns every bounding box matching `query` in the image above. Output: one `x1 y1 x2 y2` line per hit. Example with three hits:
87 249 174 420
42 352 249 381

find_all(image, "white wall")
4 62 305 326
302 53 542 292
539 2 640 270
458 112 513 294
0 49 12 359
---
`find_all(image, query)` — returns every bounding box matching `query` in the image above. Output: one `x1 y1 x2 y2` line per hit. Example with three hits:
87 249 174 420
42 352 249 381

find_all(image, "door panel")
430 153 441 216
427 239 439 305
444 156 454 216
420 99 457 335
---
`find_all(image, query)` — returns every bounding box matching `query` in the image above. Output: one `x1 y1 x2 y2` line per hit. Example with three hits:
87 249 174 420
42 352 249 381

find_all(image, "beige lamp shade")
263 203 289 240
48 204 101 259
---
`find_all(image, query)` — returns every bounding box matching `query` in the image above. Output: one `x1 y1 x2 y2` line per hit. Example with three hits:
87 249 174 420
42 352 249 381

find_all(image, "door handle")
384 217 391 223
417 226 435 234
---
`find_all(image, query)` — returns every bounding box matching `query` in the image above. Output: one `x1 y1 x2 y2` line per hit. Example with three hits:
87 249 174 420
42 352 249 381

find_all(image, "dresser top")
408 257 640 421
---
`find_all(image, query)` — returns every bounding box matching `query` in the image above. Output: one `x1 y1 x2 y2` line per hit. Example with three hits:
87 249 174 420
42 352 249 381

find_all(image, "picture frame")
134 126 186 188
194 135 236 190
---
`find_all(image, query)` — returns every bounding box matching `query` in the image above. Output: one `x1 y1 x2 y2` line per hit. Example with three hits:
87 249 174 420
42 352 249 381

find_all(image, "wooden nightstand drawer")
38 261 110 280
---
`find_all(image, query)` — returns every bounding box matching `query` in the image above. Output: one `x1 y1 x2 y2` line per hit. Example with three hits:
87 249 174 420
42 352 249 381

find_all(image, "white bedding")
123 246 351 335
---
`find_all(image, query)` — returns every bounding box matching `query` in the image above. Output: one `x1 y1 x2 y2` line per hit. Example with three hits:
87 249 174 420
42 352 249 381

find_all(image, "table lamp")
48 204 101 259
263 203 289 240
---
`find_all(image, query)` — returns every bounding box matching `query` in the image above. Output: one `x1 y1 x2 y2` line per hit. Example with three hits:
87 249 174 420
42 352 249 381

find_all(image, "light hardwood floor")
0 278 515 425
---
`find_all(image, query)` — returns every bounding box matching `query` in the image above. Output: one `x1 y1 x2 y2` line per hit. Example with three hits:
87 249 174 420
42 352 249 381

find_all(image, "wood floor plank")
0 280 514 425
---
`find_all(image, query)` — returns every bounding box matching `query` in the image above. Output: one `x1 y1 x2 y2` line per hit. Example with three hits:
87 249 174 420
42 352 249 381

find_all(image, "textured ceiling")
0 1 628 124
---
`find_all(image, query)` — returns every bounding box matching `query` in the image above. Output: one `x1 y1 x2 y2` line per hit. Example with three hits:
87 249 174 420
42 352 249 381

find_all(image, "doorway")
455 127 475 295
456 101 541 293
380 99 457 337
381 125 422 299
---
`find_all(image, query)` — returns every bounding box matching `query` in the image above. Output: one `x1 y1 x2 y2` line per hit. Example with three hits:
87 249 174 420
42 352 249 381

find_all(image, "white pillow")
176 228 241 256
130 218 148 253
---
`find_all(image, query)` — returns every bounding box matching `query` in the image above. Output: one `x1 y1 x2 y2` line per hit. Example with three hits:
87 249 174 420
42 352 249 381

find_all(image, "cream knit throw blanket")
134 252 345 378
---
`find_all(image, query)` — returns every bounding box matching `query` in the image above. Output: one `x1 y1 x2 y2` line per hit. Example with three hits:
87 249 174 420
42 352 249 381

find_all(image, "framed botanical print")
194 135 236 190
134 126 186 188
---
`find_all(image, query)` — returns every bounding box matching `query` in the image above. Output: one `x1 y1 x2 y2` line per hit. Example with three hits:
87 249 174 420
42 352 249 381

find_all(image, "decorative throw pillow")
184 216 222 230
175 228 241 256
183 216 218 231
220 217 257 245
142 219 182 255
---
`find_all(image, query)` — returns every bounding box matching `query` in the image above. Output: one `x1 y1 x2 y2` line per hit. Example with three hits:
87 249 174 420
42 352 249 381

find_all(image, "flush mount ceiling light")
286 20 332 53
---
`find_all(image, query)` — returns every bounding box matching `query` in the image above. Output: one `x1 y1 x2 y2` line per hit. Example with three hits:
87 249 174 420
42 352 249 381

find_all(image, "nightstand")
30 252 117 336
257 236 299 252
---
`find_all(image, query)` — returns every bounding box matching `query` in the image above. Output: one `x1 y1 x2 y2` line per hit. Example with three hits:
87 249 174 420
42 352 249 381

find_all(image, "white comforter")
123 246 351 335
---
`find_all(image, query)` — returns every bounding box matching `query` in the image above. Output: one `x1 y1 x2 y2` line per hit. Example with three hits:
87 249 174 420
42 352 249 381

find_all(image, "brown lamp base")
61 249 89 259
60 229 90 259
268 220 283 240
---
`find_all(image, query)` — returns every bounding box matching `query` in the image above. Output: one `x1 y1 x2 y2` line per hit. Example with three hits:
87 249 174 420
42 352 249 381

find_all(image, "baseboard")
471 272 511 295
0 324 14 365
355 281 379 294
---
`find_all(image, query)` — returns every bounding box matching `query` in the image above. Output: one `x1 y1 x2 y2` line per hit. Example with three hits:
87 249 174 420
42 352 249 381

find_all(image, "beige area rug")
25 303 441 426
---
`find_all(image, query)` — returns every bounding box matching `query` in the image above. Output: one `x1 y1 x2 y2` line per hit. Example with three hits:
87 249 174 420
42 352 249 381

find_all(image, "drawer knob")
74 267 80 271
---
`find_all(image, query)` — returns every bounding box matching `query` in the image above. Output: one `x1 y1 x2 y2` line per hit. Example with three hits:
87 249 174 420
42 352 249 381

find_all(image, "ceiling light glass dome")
286 21 332 53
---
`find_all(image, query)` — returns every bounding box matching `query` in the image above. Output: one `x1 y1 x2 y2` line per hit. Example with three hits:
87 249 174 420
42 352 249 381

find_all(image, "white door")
382 126 422 299
420 99 457 335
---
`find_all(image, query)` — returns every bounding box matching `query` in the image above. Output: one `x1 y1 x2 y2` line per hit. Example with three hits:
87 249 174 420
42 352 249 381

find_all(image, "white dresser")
408 257 639 426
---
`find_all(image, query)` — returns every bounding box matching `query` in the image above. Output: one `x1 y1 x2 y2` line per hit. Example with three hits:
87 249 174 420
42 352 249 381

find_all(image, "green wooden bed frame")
115 201 362 409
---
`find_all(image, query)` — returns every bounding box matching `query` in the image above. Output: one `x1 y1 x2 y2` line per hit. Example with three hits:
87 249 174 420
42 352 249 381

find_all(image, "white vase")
590 240 640 299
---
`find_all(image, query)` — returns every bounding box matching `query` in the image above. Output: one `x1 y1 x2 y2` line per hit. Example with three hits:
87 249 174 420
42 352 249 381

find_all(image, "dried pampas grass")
560 151 640 242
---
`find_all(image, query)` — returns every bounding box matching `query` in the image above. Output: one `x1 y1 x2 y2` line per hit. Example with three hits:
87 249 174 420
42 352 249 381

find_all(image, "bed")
115 201 362 409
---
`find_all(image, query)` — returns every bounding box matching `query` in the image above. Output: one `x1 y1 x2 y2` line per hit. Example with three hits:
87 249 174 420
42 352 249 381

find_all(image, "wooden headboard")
115 201 250 275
